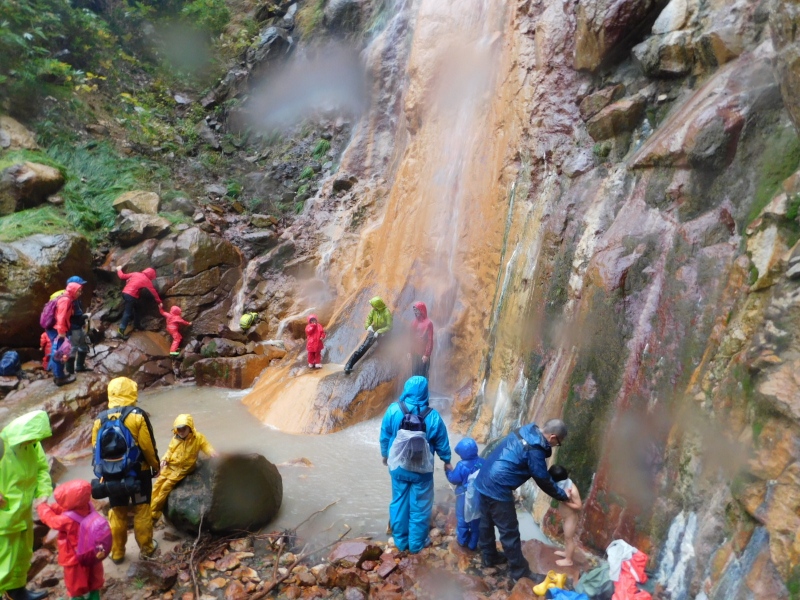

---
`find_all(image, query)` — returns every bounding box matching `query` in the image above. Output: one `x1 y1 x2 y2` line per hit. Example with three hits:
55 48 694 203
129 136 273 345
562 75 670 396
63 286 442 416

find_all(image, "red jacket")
410 301 433 358
55 282 82 336
612 551 651 600
118 267 162 303
36 480 93 567
159 306 191 333
305 314 326 352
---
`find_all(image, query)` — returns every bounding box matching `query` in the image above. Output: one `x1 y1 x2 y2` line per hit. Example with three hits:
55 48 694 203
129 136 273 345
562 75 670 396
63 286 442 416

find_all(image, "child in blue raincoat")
446 437 483 550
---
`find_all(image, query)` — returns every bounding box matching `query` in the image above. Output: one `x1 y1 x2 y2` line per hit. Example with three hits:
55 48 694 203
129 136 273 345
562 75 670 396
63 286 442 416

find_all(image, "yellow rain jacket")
0 410 53 591
91 377 159 473
365 296 393 334
160 414 215 481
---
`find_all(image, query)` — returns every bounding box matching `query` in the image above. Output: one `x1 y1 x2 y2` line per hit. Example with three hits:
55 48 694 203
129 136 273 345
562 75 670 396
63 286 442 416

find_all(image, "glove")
367 326 374 333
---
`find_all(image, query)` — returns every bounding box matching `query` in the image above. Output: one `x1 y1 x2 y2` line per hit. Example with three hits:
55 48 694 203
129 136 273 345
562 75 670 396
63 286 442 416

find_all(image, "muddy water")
65 385 548 543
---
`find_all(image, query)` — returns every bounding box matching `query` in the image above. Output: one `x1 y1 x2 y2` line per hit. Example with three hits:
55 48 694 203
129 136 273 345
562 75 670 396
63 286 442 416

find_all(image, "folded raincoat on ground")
36 480 104 597
0 410 53 593
380 377 451 553
365 296 393 334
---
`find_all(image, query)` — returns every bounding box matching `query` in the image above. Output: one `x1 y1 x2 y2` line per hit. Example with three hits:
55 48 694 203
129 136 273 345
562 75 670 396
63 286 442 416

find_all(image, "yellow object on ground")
533 570 567 596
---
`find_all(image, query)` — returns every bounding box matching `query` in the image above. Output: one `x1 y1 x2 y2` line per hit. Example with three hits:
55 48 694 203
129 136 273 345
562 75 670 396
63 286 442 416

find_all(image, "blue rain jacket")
380 376 451 483
446 437 482 494
474 423 568 503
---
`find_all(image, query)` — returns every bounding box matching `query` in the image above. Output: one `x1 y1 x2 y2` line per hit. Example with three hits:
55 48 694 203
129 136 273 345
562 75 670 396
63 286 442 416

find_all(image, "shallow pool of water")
65 384 549 544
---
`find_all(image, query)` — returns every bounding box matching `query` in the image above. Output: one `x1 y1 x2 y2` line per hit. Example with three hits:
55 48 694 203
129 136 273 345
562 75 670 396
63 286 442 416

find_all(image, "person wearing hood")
150 414 217 522
475 419 569 583
158 305 192 357
379 376 451 553
446 437 483 550
65 275 92 375
0 410 53 600
52 281 84 386
344 296 393 375
305 314 326 369
408 302 434 378
114 266 163 339
91 377 159 563
36 480 104 600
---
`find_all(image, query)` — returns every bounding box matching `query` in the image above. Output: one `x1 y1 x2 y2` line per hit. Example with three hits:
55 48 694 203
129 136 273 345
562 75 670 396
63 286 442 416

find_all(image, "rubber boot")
532 570 558 596
551 572 566 590
65 357 75 375
4 587 49 600
54 374 76 387
75 351 90 372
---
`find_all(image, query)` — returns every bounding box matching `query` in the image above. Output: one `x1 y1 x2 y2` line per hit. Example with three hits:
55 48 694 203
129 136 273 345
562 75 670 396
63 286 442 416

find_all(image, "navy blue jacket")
446 437 482 494
474 423 568 503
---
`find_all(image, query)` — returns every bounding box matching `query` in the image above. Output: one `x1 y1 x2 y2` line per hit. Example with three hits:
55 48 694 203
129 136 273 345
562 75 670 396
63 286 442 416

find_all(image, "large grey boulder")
0 162 65 216
111 210 172 247
165 454 283 535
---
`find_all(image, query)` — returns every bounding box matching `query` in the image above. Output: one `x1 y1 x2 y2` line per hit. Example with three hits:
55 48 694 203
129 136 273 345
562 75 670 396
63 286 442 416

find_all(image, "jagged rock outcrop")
0 162 65 215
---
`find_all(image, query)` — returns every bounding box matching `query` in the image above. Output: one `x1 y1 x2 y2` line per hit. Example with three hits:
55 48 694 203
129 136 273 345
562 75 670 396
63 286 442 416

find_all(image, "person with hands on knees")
150 414 218 523
446 437 483 551
344 296 392 375
380 376 451 554
0 410 53 600
36 480 106 600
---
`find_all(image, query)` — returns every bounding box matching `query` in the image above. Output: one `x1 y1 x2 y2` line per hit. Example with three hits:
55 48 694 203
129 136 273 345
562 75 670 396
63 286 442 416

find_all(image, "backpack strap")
420 406 433 420
398 400 410 415
64 509 86 524
514 429 532 451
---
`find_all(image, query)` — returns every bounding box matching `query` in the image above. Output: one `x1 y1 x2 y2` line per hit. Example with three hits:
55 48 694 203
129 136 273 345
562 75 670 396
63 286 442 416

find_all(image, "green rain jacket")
0 410 53 534
365 296 393 334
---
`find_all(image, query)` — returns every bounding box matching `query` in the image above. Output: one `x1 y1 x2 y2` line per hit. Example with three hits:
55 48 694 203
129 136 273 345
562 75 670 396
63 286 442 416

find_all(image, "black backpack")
398 400 432 461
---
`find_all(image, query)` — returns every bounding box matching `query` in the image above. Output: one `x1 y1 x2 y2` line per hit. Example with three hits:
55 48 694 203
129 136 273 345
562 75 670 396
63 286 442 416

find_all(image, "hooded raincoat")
305 314 326 366
446 438 483 549
150 414 215 520
365 297 393 334
55 282 83 337
0 410 53 593
380 376 451 553
36 480 104 597
91 377 158 561
159 305 191 353
410 302 433 358
117 267 162 303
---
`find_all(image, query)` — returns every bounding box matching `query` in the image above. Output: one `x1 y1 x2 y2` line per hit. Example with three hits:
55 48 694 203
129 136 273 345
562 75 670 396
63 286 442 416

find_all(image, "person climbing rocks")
475 419 570 583
380 375 451 553
64 275 92 375
446 437 483 551
52 281 84 386
548 465 583 567
150 414 218 523
408 301 433 378
305 314 326 369
114 265 163 339
0 410 53 600
344 296 393 375
91 377 160 564
159 305 192 357
36 480 105 600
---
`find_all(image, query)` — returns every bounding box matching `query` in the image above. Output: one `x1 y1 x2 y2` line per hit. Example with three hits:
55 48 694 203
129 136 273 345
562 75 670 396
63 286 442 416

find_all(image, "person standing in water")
344 296 392 375
408 302 433 378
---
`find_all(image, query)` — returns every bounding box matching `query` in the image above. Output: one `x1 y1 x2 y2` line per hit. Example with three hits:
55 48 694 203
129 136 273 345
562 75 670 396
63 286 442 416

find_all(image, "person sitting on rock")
305 314 326 369
150 414 217 523
159 305 192 357
344 296 393 375
52 281 84 386
36 480 105 600
446 437 483 551
548 465 583 567
114 265 163 339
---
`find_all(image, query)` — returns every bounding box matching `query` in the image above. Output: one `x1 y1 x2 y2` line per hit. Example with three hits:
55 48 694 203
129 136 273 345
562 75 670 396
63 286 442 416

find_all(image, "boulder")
166 267 221 297
0 116 39 150
246 27 292 73
194 355 271 388
240 230 278 252
126 561 178 591
328 541 383 568
0 234 93 347
579 84 625 121
250 214 279 228
651 0 689 34
112 190 160 215
165 454 283 535
163 196 197 216
111 210 172 247
633 31 695 78
0 162 65 215
586 97 646 141
696 27 744 68
574 0 663 71
771 0 800 135
202 337 247 357
748 225 788 291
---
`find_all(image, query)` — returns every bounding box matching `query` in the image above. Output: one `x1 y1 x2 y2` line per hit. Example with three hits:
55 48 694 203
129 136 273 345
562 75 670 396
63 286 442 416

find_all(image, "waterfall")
656 511 698 600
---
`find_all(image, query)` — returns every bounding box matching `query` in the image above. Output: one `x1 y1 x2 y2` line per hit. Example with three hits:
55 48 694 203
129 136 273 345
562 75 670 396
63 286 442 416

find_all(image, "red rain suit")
54 282 83 337
410 302 433 359
40 332 52 369
159 306 191 353
305 314 326 366
612 551 652 600
117 267 162 303
36 480 104 597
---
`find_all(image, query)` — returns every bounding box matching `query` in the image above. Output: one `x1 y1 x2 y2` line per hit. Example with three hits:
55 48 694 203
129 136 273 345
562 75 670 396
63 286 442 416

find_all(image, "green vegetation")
296 0 326 39
747 127 800 226
0 206 71 242
312 138 331 160
201 340 218 358
180 0 231 35
299 166 314 180
226 179 243 199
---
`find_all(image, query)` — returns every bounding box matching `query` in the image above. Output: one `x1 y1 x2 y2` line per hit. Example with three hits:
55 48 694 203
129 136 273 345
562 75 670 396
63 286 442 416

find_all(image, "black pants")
345 334 377 371
411 354 430 378
120 292 142 331
478 493 531 581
